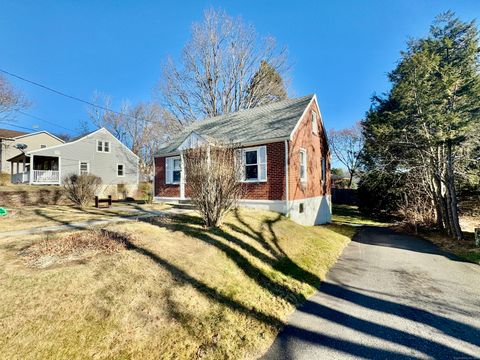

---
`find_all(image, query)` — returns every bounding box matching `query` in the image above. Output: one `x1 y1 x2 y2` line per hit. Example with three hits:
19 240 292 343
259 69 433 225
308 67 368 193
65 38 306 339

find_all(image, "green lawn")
0 208 356 359
332 204 389 226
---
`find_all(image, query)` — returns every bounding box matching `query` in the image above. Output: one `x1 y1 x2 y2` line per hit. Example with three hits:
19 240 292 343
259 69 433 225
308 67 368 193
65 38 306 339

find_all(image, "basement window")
299 203 304 213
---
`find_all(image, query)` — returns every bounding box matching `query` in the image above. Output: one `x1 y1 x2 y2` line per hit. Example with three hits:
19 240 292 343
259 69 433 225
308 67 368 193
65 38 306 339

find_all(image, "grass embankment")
0 208 355 359
0 203 169 233
420 230 480 265
332 204 389 226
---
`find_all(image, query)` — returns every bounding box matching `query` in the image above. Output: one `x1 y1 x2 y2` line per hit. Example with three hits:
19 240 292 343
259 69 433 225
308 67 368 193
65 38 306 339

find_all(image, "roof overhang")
154 136 290 158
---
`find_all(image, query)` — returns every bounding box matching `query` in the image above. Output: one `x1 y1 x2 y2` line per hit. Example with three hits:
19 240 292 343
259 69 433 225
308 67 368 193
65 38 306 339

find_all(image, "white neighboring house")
0 128 65 174
7 128 139 197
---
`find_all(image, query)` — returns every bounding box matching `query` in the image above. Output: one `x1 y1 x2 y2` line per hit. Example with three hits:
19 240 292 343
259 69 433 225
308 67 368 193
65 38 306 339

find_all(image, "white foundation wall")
287 195 332 226
237 199 287 214
97 184 138 199
153 196 332 226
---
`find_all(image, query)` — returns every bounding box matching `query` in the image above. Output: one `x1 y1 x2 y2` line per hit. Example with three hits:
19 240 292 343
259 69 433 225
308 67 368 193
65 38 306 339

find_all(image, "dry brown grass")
0 203 169 232
0 208 355 359
19 229 132 268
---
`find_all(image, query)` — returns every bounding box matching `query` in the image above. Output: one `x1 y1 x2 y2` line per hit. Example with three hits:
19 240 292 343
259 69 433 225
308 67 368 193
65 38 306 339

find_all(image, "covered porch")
8 153 61 185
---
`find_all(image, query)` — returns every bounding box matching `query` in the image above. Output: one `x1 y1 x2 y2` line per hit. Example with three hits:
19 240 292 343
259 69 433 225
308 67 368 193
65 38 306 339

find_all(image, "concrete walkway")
263 226 480 359
0 207 192 239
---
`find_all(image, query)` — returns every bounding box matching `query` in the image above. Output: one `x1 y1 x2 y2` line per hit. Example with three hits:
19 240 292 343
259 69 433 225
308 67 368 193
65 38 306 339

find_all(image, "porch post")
180 151 185 200
11 161 13 179
22 156 25 173
29 155 34 185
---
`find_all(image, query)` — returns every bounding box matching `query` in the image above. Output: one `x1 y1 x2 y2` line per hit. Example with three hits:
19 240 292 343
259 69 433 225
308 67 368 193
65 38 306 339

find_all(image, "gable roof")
13 130 65 143
25 127 139 159
0 128 28 139
156 94 315 155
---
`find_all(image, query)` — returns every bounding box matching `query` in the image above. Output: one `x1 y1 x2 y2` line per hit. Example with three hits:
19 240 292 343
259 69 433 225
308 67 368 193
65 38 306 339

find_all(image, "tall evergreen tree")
361 12 480 239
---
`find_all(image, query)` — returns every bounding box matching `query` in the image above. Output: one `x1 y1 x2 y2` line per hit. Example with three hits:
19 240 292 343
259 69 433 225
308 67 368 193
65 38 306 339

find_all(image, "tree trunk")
446 141 462 240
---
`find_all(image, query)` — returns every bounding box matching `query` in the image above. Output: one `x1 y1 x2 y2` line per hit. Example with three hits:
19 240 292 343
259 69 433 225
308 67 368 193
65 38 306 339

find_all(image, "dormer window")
97 140 111 153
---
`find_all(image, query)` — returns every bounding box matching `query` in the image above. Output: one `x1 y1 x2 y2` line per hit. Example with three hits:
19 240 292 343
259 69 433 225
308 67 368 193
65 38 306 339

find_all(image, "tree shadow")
127 214 476 359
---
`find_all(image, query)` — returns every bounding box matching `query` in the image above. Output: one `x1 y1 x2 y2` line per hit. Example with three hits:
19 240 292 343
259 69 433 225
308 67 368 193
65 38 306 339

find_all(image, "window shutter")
258 146 267 181
165 158 173 184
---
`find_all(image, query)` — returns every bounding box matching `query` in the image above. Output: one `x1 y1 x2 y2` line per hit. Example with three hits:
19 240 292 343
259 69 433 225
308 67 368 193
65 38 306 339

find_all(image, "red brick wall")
154 156 180 198
154 141 286 200
288 99 331 200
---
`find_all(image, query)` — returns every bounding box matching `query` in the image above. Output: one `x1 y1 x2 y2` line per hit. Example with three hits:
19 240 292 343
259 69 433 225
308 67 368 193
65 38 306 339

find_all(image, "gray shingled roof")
156 94 314 155
0 128 28 139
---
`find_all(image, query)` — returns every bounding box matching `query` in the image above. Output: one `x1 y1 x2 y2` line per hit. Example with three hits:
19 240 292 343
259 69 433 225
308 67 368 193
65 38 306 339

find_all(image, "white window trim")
96 140 111 153
117 163 125 177
241 146 267 183
312 112 318 135
79 161 90 175
104 140 111 153
300 148 307 183
166 156 181 185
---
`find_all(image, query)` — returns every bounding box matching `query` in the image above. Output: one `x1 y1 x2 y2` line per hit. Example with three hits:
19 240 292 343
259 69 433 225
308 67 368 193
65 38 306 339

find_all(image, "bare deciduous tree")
158 8 288 125
329 122 364 188
89 95 178 179
0 75 29 123
183 143 244 228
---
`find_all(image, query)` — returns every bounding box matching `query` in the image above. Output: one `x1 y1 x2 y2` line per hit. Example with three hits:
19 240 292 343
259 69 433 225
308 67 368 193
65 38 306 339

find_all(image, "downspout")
284 140 290 217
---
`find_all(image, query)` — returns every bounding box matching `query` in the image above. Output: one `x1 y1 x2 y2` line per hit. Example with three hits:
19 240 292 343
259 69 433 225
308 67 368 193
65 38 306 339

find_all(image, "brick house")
154 94 331 225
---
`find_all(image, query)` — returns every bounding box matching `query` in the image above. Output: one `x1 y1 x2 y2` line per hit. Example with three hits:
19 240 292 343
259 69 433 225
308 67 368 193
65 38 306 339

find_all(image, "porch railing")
11 172 29 184
32 170 60 184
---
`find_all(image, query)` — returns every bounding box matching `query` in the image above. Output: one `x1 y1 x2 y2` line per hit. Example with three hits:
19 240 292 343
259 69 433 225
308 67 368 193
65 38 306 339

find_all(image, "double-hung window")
165 156 181 184
117 164 125 177
300 149 307 183
97 140 111 153
79 161 89 175
241 146 267 182
321 157 327 183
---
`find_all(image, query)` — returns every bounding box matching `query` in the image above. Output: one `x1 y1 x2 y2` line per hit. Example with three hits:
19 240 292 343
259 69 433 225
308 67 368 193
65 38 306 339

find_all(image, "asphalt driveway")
263 226 480 359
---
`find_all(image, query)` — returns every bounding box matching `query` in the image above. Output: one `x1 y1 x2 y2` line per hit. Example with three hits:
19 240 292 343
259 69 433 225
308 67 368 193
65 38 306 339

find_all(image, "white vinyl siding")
241 146 267 182
165 156 181 184
300 149 307 182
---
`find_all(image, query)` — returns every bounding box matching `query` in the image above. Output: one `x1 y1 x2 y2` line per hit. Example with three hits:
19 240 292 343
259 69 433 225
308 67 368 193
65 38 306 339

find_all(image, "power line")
0 68 128 118
16 110 76 133
0 123 36 132
1 68 164 133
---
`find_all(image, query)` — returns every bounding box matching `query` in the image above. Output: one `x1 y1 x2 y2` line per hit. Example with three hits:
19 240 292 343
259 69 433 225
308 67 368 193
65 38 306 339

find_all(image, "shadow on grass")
136 212 476 358
19 208 478 358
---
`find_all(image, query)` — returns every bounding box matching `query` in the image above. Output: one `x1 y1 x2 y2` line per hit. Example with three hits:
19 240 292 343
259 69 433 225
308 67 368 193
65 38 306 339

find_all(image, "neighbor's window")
79 161 89 175
312 112 318 135
97 140 111 153
321 157 327 183
166 156 181 184
117 164 124 177
300 149 307 182
242 146 267 182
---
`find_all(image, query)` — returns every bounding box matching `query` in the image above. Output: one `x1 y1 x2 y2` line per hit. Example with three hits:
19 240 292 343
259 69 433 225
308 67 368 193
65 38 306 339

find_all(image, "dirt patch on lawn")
19 229 133 268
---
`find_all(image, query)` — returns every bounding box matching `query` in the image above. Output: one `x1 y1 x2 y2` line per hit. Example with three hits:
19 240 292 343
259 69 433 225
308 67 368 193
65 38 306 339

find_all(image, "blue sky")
1 0 479 136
